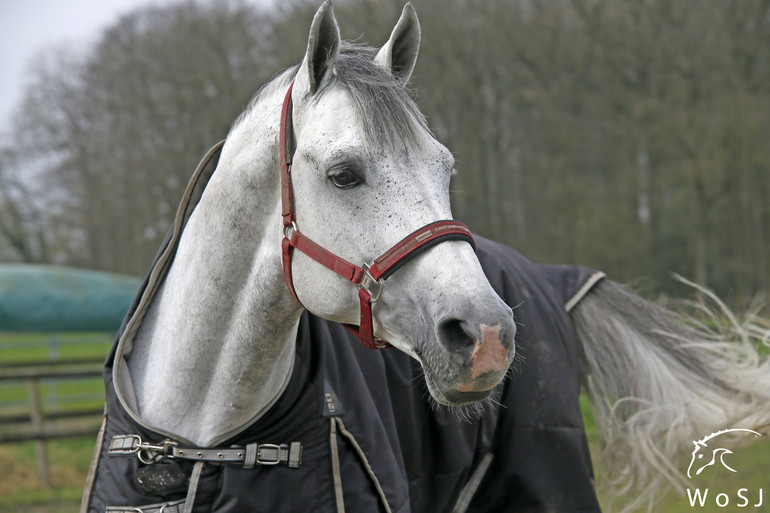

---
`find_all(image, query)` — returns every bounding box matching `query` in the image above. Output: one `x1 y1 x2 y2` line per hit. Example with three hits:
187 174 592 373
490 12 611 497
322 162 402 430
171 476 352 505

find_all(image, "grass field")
0 333 110 513
1 333 767 512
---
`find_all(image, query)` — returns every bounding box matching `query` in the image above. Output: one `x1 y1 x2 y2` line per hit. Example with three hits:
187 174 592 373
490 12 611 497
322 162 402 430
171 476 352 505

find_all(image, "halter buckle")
359 263 384 302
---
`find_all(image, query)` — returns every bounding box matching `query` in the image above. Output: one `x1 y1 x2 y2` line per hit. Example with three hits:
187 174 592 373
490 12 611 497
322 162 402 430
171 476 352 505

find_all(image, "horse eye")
327 168 360 189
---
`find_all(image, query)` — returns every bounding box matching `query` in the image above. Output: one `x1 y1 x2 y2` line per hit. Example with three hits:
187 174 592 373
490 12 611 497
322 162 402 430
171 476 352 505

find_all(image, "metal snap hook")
136 439 177 464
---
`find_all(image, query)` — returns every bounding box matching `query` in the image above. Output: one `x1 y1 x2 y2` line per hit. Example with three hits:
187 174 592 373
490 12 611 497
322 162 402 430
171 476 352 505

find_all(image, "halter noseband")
279 82 476 349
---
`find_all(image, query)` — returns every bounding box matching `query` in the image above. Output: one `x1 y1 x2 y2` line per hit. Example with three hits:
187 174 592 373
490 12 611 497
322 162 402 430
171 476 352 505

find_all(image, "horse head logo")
687 428 761 479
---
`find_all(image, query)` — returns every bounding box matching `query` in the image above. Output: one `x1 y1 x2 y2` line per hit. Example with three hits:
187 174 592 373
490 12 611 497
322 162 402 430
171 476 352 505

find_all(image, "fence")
0 334 110 489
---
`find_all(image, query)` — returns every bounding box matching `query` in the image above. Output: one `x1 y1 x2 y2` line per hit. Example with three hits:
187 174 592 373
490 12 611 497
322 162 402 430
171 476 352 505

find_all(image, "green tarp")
0 264 141 332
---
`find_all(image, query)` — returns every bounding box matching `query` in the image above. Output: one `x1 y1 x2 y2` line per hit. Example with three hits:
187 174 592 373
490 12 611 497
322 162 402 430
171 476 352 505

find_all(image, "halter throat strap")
279 82 475 349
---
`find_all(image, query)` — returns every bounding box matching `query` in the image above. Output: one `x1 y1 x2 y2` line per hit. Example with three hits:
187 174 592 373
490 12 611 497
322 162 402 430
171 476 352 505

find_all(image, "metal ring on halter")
284 221 299 241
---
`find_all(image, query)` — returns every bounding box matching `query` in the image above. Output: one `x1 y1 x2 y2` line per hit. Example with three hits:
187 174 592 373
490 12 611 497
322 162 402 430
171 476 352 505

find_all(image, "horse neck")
128 85 303 445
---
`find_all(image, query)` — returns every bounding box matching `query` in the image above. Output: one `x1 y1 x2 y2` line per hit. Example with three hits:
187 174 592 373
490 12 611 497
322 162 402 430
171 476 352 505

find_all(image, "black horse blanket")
81 144 605 513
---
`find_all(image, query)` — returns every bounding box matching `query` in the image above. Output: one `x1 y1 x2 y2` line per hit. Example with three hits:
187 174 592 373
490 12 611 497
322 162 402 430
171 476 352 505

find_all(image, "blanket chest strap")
109 434 302 468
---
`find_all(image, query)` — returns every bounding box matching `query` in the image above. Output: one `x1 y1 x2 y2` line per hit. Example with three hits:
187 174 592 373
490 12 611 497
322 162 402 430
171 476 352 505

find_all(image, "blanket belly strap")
109 434 302 468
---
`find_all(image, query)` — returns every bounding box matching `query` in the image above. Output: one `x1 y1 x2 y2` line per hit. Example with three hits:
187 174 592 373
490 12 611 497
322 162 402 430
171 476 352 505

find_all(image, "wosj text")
687 488 764 508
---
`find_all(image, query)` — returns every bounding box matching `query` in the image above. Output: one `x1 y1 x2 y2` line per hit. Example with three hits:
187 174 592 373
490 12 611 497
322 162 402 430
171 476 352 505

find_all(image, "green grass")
0 334 109 512
0 333 110 417
0 333 113 363
0 379 104 402
0 437 97 512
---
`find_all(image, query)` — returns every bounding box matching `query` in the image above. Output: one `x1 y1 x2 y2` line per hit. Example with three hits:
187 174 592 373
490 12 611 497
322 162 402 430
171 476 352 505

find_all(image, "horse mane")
235 42 429 151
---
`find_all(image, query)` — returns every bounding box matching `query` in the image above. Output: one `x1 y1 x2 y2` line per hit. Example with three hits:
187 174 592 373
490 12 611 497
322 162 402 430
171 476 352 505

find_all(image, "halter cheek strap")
279 82 476 350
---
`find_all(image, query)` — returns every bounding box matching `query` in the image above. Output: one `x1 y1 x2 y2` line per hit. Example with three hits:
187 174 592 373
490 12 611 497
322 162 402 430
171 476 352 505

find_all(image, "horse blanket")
81 143 605 513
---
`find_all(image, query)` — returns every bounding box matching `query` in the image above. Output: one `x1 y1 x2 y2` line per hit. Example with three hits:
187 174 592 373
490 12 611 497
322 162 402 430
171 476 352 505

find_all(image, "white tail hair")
572 277 770 512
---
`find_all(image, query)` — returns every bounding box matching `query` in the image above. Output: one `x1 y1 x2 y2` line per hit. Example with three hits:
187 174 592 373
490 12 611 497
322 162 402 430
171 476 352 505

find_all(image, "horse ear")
295 1 341 98
374 3 421 85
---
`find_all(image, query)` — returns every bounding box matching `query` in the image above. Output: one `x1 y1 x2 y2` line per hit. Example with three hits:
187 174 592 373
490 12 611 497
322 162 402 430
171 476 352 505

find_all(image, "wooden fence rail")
0 360 105 489
0 406 105 426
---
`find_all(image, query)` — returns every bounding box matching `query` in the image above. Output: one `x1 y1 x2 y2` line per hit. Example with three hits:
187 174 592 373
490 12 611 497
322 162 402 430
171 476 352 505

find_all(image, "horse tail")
571 276 770 512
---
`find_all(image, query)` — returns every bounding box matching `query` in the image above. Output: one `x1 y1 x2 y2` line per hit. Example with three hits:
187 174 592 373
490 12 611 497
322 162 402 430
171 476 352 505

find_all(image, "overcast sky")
0 0 277 139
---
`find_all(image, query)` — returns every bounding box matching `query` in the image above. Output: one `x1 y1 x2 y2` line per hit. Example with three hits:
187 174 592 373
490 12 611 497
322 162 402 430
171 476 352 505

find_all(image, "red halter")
279 82 476 349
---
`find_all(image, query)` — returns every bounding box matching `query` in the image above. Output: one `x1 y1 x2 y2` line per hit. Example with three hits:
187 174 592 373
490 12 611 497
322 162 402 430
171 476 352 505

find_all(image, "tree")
6 0 276 274
4 0 768 302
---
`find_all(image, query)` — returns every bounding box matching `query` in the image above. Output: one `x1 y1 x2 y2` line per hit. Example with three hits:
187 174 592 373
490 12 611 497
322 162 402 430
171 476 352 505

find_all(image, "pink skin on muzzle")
458 324 509 392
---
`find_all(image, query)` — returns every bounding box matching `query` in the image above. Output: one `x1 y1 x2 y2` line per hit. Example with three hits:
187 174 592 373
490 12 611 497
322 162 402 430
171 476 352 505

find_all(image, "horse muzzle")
424 308 516 405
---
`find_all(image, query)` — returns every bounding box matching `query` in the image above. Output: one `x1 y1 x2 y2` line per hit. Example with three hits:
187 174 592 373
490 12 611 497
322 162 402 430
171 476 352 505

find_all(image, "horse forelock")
326 42 429 151
236 42 429 152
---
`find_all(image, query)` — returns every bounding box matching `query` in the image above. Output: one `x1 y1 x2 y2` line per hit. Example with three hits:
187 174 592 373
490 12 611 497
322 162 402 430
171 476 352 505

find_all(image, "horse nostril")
437 318 477 357
499 321 516 350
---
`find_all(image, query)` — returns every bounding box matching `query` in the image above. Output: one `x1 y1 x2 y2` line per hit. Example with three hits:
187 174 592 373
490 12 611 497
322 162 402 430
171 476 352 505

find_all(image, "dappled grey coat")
81 145 604 513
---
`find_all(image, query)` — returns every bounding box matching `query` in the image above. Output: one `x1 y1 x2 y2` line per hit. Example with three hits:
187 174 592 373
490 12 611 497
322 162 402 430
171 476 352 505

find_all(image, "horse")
81 3 770 513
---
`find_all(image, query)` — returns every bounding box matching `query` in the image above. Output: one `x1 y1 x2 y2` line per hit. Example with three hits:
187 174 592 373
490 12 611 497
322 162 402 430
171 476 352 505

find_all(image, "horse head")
285 2 516 406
